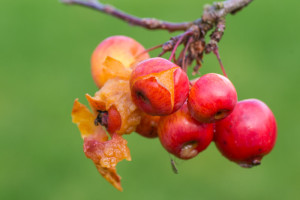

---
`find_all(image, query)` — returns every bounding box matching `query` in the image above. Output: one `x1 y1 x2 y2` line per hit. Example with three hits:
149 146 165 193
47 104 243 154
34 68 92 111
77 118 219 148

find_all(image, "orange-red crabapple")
91 35 149 88
214 99 277 168
130 57 189 116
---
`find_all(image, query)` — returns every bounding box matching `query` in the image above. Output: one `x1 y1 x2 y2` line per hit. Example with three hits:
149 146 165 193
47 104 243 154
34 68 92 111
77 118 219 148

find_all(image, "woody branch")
61 0 253 74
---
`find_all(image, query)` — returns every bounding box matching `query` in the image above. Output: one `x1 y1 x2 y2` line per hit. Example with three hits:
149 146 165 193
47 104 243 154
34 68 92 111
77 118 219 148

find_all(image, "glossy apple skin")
135 114 160 138
214 99 277 167
188 73 237 123
130 57 189 116
94 105 122 135
158 103 214 159
106 106 122 134
91 35 149 88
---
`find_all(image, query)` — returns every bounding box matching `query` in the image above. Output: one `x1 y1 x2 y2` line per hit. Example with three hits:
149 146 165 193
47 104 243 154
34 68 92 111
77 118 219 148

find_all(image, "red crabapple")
214 99 277 168
130 57 189 116
188 73 237 123
158 103 214 159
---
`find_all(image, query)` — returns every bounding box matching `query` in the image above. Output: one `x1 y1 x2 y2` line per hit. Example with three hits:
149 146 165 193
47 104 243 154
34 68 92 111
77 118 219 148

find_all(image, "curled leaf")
71 99 131 191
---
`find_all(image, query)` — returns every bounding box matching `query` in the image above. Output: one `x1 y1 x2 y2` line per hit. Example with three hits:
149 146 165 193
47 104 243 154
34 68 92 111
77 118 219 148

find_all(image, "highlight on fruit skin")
158 103 214 160
214 99 277 168
188 73 238 123
130 57 189 116
71 99 131 191
91 35 150 88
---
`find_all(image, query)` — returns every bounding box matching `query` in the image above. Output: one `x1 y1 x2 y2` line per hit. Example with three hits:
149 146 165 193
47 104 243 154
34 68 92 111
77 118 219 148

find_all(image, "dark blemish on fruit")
214 109 229 120
94 110 109 127
183 140 198 147
136 91 149 103
258 148 262 152
215 111 223 117
223 140 227 145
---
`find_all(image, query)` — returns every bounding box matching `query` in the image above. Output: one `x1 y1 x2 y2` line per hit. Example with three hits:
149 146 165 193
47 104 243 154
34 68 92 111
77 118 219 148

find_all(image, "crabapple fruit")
214 99 277 168
188 73 237 123
130 57 189 116
91 35 149 88
158 103 214 159
135 114 160 138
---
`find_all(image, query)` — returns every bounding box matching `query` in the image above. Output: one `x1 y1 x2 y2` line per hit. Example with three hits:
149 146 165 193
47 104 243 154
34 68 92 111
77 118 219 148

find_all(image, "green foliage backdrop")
0 0 299 199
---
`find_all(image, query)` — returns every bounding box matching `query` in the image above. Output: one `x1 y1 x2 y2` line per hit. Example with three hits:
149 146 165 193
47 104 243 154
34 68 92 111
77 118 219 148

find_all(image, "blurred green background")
1 0 299 199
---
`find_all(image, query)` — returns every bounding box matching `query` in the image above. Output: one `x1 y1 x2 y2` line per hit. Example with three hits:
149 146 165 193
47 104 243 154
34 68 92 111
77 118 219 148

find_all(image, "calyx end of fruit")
136 90 150 104
179 141 198 159
94 110 109 127
214 109 230 121
238 158 262 168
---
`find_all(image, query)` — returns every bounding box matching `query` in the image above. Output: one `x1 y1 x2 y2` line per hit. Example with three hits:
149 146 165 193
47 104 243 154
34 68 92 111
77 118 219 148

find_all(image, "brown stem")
162 28 197 53
168 31 193 61
61 0 192 32
158 50 167 57
182 37 194 72
205 18 226 54
172 53 177 63
135 44 163 60
192 56 203 75
213 48 227 77
202 0 253 22
176 48 185 66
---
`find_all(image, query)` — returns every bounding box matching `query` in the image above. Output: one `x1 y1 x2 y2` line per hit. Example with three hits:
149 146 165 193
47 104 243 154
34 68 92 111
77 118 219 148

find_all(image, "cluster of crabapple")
91 35 277 168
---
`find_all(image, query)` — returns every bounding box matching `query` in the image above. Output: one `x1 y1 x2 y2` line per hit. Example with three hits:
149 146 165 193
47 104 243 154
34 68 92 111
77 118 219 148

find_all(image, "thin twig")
213 48 227 77
158 50 167 57
61 0 192 32
168 32 192 61
135 44 163 60
163 28 196 53
182 37 194 72
172 53 177 63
